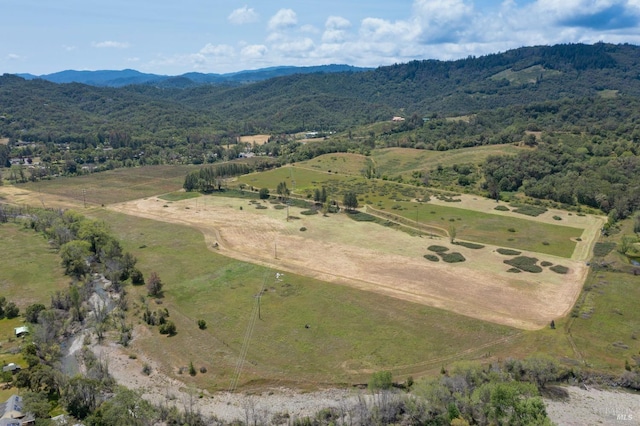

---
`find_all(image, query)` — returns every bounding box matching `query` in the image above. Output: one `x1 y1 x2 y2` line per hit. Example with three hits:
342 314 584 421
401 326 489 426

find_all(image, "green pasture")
298 153 369 175
570 270 640 371
236 165 581 257
238 165 352 195
93 210 518 388
158 191 201 202
0 223 69 307
377 201 581 258
21 165 203 205
371 145 523 176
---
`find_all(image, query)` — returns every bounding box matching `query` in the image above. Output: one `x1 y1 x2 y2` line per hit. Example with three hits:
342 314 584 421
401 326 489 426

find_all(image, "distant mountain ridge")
17 64 371 88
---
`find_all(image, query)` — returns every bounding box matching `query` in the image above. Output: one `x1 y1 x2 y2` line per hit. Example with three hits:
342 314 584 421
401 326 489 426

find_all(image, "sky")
2 0 640 75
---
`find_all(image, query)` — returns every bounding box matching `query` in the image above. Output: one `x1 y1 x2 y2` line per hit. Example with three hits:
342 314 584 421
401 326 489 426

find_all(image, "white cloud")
413 0 474 43
228 6 259 25
7 53 22 60
92 41 130 49
62 45 77 52
200 43 235 56
322 16 352 43
241 44 268 58
268 9 297 31
272 38 315 56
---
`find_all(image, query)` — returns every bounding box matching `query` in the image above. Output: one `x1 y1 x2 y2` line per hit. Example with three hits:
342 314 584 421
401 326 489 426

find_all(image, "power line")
228 272 269 392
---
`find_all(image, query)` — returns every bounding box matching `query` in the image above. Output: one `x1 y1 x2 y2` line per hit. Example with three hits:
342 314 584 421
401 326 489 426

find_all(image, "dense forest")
2 42 640 217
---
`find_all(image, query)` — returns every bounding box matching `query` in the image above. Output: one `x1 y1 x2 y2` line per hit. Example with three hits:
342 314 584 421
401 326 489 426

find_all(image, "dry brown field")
107 194 601 330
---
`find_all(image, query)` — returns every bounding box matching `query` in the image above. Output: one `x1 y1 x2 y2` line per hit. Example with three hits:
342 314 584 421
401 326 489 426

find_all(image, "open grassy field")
93 209 519 388
0 161 611 391
0 222 69 307
372 201 582 258
20 165 202 205
371 145 524 176
238 164 585 258
569 269 640 371
239 134 270 145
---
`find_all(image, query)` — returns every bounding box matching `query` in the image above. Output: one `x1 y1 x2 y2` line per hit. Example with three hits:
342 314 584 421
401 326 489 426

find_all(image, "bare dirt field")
108 194 596 330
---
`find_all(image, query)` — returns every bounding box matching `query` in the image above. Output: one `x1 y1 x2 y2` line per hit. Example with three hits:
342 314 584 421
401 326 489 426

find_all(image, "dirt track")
107 194 596 330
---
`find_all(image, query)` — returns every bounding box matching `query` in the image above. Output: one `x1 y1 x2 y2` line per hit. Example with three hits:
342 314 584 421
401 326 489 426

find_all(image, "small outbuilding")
13 327 28 338
1 364 21 374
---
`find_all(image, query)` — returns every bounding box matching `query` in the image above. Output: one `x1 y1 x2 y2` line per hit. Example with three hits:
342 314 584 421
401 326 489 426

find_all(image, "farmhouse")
0 395 34 425
392 116 405 122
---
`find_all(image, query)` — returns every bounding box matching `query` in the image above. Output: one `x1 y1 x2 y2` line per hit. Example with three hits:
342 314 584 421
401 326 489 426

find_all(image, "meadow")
0 158 622 392
95 209 519 388
239 160 583 258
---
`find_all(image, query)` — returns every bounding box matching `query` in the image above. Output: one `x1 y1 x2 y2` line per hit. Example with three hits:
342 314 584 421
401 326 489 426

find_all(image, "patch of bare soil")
544 386 640 425
93 337 362 423
108 195 590 330
95 338 640 425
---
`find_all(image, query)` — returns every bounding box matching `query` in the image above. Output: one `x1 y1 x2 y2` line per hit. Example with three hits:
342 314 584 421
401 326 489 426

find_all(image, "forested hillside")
2 42 640 217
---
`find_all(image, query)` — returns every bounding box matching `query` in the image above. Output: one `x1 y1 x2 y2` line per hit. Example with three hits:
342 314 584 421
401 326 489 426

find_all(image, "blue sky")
2 0 640 75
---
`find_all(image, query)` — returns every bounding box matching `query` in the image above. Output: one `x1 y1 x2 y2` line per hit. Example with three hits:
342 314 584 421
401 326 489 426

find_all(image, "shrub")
497 248 521 255
507 267 521 273
441 252 466 263
197 319 207 330
593 242 616 257
255 205 267 209
494 205 510 211
258 188 270 199
346 211 376 222
199 366 207 374
130 268 144 285
300 209 318 215
507 228 516 233
553 215 562 221
511 204 547 217
189 361 196 376
146 272 163 297
540 261 553 267
550 265 569 274
274 204 286 210
423 254 439 262
428 245 449 253
299 227 307 232
453 241 485 249
142 364 151 375
504 256 542 273
159 321 176 336
368 371 393 391
4 302 19 319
